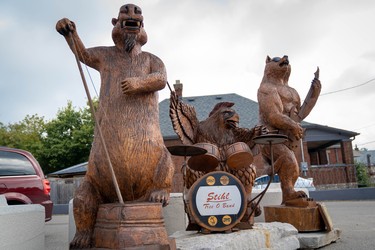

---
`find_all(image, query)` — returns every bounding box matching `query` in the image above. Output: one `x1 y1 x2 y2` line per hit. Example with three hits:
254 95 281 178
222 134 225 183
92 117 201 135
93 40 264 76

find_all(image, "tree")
0 115 45 159
0 100 96 174
39 101 94 173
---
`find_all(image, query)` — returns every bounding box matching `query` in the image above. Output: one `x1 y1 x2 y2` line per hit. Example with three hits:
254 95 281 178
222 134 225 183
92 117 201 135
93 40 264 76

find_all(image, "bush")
355 162 371 187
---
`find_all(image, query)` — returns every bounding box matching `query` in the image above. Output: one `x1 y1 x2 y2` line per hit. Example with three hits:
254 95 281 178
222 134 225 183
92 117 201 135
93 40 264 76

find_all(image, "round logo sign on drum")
188 171 246 232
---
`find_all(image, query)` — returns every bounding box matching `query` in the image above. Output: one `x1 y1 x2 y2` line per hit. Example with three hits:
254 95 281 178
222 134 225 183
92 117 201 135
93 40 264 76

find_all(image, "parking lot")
45 214 69 250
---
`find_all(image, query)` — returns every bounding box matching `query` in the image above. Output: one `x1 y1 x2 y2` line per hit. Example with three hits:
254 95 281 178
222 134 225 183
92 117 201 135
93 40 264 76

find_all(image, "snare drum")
188 143 220 172
225 142 253 170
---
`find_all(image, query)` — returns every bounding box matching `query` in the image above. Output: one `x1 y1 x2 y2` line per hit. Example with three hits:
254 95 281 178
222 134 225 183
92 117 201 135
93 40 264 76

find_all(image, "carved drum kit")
167 133 288 232
168 142 254 173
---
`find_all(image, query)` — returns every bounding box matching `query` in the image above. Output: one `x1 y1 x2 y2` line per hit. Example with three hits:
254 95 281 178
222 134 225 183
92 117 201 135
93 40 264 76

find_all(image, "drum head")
167 145 207 156
227 151 254 170
225 142 254 170
187 171 247 232
188 155 219 172
187 143 220 172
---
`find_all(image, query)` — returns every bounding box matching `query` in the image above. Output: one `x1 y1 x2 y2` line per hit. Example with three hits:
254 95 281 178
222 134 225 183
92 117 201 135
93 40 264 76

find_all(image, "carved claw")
121 77 139 95
282 190 308 204
314 67 320 80
311 68 321 93
56 18 76 36
149 189 170 207
259 125 269 135
70 230 92 249
292 123 304 140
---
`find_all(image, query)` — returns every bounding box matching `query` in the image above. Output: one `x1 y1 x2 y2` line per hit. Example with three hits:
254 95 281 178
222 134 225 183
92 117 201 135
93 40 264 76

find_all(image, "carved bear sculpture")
257 55 321 204
56 4 174 248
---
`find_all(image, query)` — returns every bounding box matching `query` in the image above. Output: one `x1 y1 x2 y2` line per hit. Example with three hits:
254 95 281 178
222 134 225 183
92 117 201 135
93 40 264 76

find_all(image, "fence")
306 164 357 190
49 177 83 204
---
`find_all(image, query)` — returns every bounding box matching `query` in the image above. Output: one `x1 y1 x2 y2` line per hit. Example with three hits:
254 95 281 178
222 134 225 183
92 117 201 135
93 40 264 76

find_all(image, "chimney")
367 154 371 167
174 80 183 99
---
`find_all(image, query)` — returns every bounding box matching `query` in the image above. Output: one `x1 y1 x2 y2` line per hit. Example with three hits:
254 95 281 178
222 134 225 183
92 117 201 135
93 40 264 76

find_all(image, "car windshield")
0 151 36 176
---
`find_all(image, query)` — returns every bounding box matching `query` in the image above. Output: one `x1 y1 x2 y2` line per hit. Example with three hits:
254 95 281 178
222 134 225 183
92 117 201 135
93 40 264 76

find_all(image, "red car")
0 146 53 221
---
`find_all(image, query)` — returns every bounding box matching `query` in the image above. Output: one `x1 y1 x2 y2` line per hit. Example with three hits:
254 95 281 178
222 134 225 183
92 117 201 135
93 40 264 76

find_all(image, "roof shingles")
159 93 260 138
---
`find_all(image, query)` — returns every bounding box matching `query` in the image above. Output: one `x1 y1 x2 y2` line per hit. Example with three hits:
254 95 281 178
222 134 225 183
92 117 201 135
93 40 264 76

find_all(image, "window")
0 151 36 176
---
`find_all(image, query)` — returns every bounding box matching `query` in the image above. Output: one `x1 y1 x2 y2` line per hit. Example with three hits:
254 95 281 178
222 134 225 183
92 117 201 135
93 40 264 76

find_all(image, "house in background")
354 149 375 183
159 82 359 192
354 149 375 166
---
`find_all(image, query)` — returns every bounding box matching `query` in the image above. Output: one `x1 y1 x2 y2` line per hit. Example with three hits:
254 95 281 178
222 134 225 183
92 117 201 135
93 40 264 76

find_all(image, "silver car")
253 174 316 191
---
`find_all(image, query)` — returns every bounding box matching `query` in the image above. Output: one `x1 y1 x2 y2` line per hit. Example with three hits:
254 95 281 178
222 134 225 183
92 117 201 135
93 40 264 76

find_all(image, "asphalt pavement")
45 214 69 250
45 200 375 250
318 201 375 250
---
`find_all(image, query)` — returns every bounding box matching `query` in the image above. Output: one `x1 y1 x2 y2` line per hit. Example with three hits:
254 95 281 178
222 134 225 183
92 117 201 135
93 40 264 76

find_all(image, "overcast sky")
1 0 374 149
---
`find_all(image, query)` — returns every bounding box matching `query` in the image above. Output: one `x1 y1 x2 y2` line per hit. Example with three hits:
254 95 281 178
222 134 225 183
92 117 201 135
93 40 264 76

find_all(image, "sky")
0 0 375 150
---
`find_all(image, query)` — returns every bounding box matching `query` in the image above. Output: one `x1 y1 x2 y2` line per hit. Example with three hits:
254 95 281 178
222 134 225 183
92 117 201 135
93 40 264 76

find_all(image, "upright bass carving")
56 4 174 248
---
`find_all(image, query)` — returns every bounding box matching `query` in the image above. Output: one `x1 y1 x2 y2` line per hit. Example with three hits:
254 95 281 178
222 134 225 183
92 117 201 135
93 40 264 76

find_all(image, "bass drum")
187 171 247 232
225 142 253 170
188 143 220 172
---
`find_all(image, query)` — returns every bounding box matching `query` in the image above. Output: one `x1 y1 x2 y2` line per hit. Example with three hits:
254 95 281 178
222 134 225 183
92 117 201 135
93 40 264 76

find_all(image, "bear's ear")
266 56 271 63
112 18 118 26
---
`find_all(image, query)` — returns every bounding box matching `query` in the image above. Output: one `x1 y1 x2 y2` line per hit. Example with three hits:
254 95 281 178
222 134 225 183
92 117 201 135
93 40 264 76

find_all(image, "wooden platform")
264 204 325 232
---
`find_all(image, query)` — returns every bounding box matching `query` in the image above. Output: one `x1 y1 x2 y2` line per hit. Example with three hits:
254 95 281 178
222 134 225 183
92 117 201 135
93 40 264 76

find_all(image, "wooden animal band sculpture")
56 4 174 248
170 91 267 230
257 55 321 204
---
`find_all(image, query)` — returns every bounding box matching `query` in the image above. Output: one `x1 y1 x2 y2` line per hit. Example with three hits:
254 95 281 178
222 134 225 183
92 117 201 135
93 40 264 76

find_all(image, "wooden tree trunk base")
93 202 175 249
264 205 325 232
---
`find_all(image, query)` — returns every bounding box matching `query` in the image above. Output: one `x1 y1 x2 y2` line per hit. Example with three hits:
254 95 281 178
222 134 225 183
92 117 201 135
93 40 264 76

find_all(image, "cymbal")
252 134 288 145
167 145 207 156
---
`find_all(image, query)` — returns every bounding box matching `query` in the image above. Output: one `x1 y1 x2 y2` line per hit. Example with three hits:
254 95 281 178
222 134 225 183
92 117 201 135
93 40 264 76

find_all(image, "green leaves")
0 114 45 158
355 162 371 187
0 100 96 174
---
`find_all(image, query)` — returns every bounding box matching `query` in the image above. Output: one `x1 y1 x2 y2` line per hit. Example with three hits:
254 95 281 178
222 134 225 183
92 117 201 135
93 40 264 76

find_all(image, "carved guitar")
286 68 321 151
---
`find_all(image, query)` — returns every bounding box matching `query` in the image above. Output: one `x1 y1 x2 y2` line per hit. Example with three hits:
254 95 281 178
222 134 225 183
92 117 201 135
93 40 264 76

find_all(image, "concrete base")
170 222 300 250
0 195 45 250
162 193 188 235
298 228 341 249
0 195 6 205
68 199 75 242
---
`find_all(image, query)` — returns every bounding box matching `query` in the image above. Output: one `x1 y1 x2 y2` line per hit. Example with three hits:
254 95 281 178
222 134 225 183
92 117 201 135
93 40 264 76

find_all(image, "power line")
354 123 375 131
357 140 375 146
320 77 375 96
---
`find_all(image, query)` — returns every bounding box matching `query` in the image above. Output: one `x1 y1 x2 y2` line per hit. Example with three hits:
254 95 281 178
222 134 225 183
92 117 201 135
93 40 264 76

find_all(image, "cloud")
0 0 374 149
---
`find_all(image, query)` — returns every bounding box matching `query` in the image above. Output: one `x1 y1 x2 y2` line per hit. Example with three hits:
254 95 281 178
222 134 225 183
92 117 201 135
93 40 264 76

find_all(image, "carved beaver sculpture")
257 55 321 204
56 4 174 248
